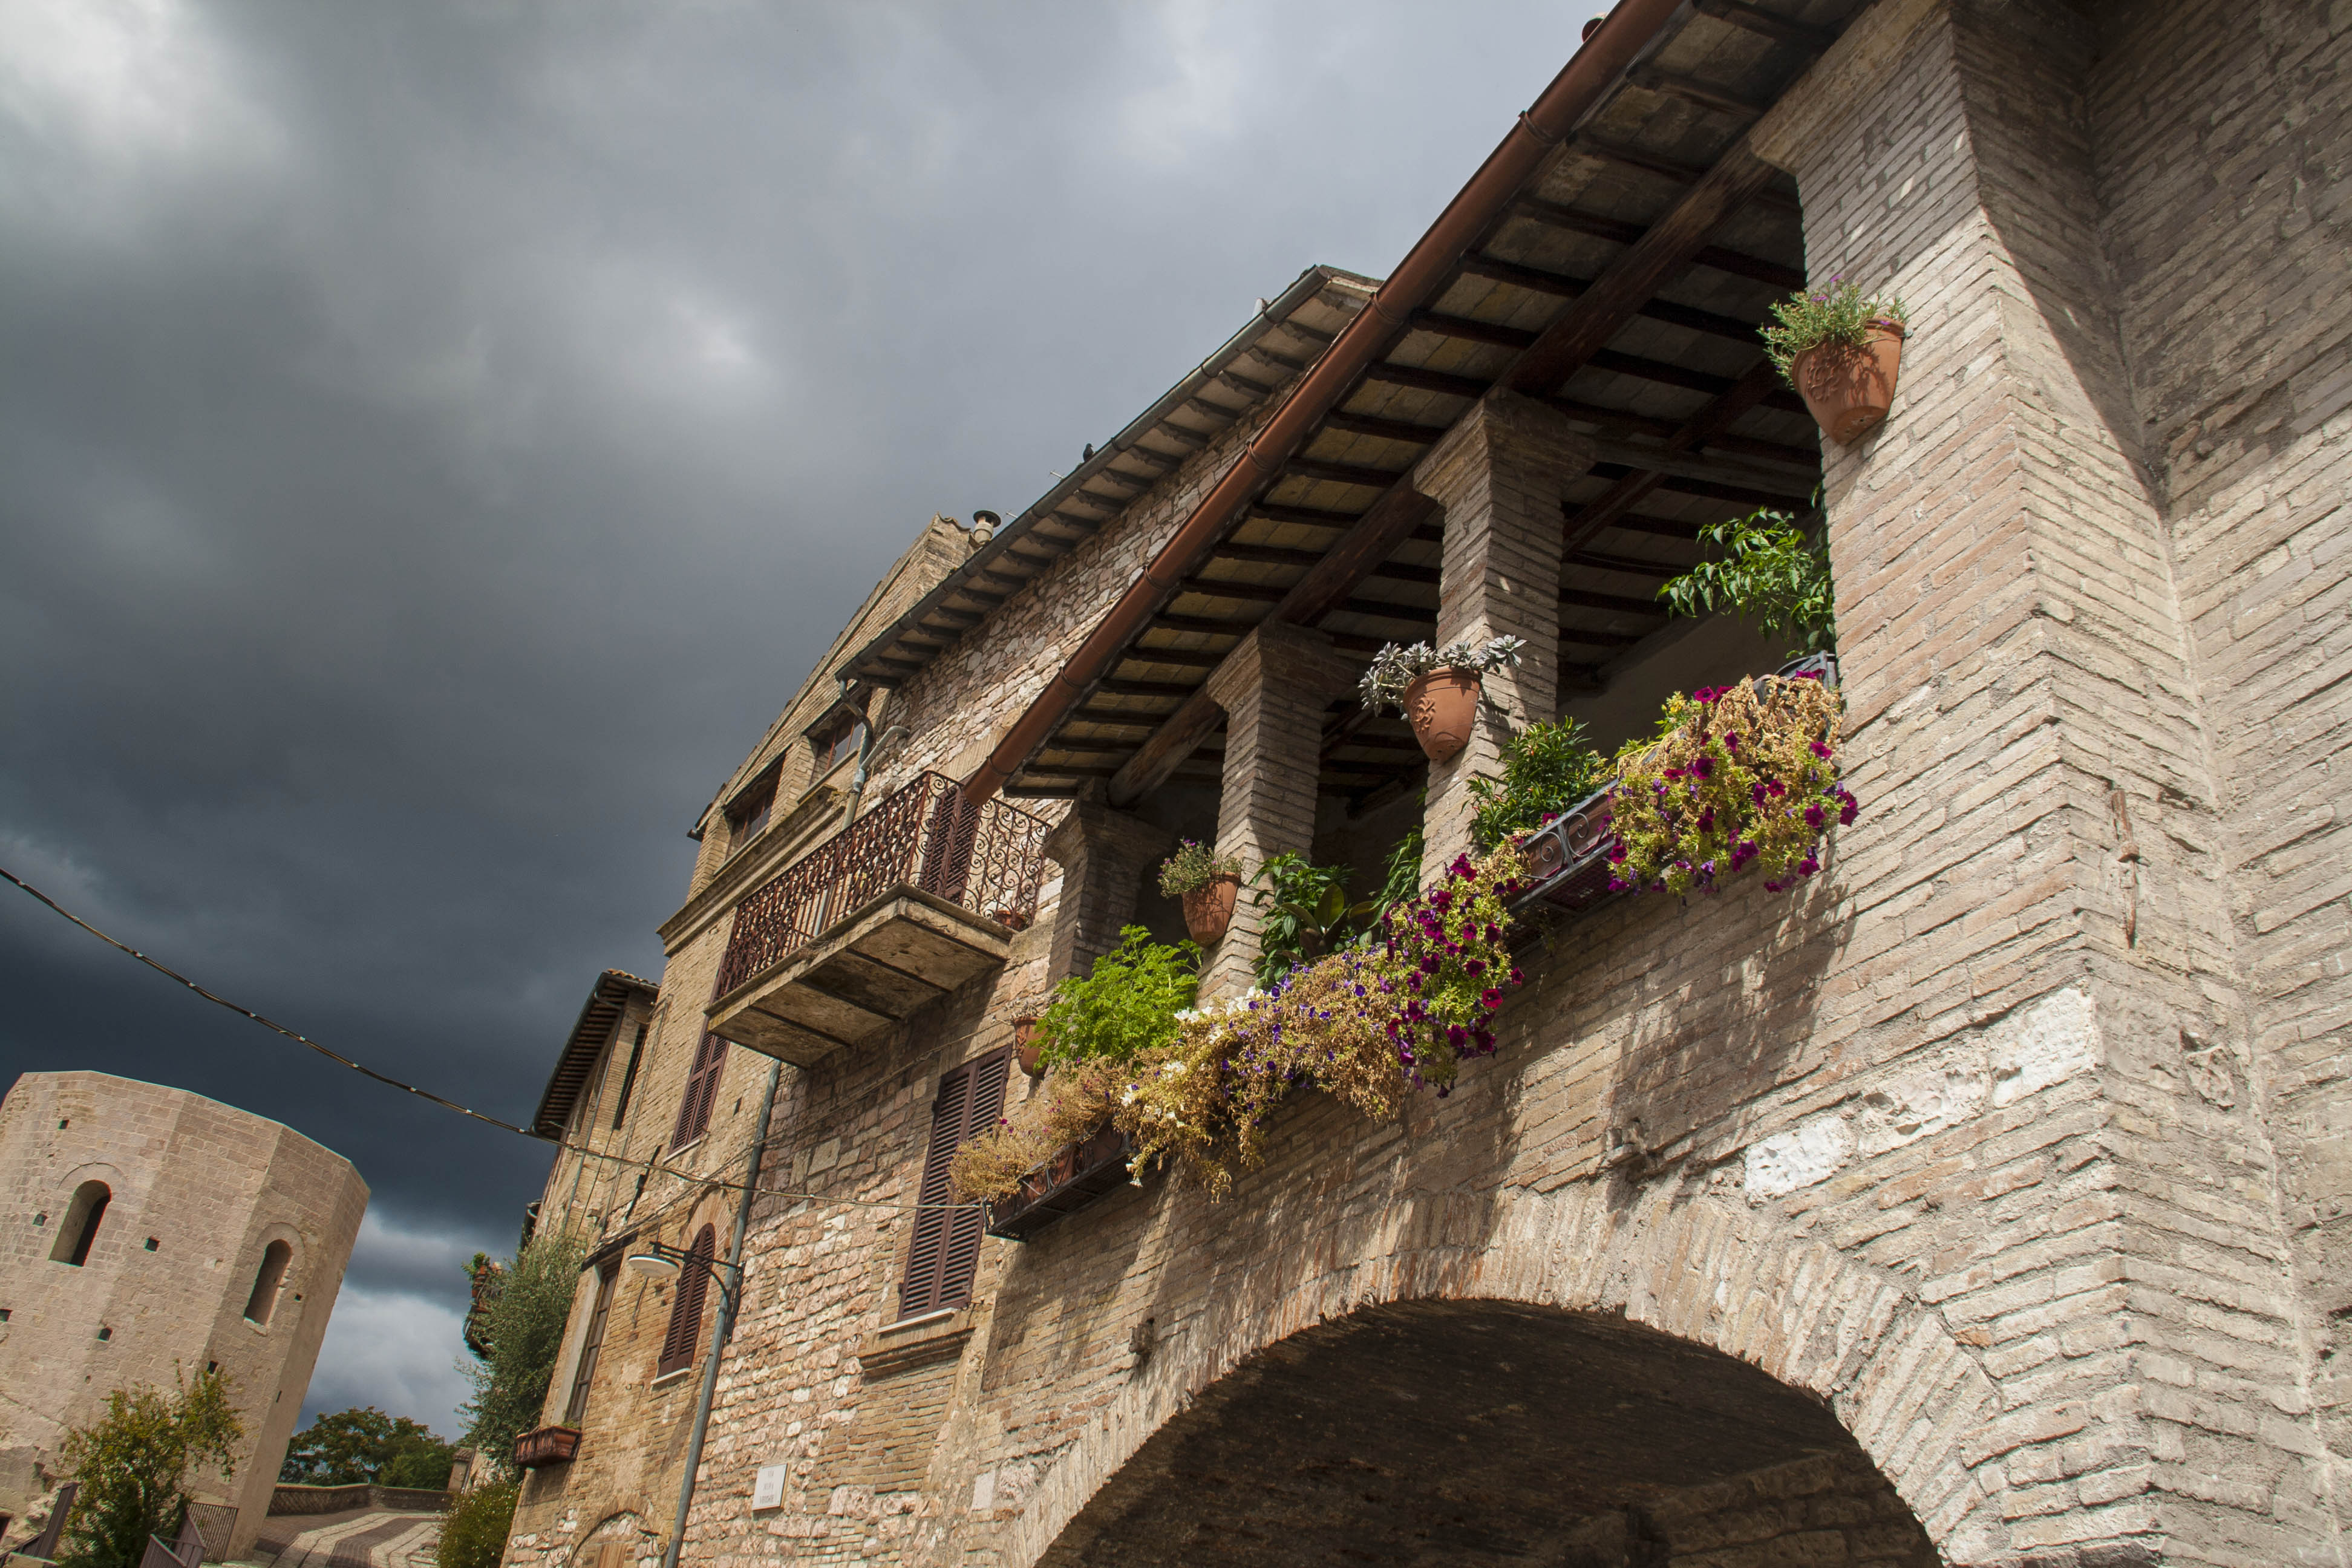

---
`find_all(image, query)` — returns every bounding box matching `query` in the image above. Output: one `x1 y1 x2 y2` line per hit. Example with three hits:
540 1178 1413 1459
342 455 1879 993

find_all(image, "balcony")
513 1425 580 1469
708 772 1048 1065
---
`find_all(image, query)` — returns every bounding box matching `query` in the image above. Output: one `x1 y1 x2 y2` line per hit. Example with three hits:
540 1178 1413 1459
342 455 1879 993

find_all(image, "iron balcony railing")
1515 653 1840 915
716 771 1049 998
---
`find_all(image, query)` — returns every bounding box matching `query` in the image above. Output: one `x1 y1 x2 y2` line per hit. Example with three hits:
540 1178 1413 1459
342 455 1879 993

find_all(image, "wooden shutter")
670 1033 728 1149
897 1050 1011 1319
563 1267 616 1424
655 1226 716 1379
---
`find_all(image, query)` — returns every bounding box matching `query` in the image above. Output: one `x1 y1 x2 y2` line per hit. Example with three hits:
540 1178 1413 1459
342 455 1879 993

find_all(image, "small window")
244 1240 293 1325
610 1022 648 1131
812 714 866 776
50 1181 109 1267
655 1226 717 1379
723 764 781 857
564 1266 618 1424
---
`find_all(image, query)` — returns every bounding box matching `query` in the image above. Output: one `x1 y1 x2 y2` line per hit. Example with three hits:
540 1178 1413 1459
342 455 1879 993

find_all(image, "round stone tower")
0 1071 368 1559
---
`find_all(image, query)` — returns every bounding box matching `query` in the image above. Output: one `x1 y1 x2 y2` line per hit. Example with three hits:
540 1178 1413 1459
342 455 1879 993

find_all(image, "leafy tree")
434 1481 518 1568
1657 506 1837 656
279 1407 456 1489
57 1368 242 1568
459 1231 590 1476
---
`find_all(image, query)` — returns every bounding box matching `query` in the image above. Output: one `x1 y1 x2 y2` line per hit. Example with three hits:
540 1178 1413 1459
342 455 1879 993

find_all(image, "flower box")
984 1123 1133 1241
513 1425 581 1469
1512 653 1839 915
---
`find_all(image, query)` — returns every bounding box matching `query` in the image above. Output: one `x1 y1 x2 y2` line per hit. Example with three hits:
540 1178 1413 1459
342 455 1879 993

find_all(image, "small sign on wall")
751 1464 788 1512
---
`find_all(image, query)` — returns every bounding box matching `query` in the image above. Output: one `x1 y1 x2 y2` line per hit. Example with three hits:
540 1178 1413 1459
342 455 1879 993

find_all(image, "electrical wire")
1 863 987 1214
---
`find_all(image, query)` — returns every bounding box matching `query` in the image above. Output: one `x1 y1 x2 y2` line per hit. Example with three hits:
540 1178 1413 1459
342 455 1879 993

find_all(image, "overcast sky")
0 0 1604 1440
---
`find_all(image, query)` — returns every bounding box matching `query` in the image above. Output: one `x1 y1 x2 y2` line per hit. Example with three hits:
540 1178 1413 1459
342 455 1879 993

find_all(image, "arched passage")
1037 1300 1936 1568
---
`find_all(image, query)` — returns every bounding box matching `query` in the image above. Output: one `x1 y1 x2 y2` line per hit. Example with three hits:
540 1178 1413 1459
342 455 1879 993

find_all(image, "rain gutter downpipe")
961 0 1685 806
663 1057 782 1568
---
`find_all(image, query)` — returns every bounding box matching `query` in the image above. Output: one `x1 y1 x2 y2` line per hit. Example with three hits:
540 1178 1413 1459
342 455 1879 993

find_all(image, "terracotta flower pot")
1012 1016 1043 1076
1402 667 1483 761
1180 873 1241 945
1791 322 1906 444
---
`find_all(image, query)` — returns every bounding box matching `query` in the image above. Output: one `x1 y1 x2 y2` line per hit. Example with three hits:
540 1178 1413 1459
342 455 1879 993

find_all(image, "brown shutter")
670 1033 728 1149
563 1267 616 1424
897 1050 1010 1319
655 1225 716 1379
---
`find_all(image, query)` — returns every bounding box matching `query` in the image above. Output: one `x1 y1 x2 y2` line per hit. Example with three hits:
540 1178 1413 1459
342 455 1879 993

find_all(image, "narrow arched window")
50 1181 110 1267
244 1240 293 1325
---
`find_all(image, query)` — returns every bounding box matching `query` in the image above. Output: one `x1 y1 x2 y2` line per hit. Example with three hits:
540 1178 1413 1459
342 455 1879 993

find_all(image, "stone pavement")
243 1508 442 1568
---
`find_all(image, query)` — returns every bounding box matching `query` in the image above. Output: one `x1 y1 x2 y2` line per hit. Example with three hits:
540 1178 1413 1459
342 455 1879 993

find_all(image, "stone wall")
0 1071 368 1559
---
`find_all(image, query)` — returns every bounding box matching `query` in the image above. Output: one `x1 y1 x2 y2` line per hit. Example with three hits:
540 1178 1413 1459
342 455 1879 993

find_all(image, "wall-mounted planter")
1180 873 1241 945
985 1123 1133 1241
513 1425 581 1470
1012 1016 1044 1076
1403 668 1483 761
1792 324 1905 443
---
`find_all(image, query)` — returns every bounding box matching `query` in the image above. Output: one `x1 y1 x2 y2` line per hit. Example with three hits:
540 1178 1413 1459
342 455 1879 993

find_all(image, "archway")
1037 1300 1935 1567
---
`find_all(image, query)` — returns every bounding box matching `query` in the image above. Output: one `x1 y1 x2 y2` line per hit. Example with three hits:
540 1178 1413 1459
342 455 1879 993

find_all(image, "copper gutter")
963 0 1689 804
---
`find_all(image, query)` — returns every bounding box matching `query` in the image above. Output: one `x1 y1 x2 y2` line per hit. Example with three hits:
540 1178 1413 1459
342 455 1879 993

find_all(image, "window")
670 1033 728 1150
564 1266 618 1425
50 1181 109 1267
723 765 780 858
654 1225 717 1380
811 713 866 776
244 1240 293 1325
611 1022 648 1130
898 1051 1011 1320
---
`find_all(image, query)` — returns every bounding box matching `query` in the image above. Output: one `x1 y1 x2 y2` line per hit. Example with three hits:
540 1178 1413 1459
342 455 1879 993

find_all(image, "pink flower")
1507 968 1525 987
1480 988 1504 1010
1810 740 1834 760
1796 855 1820 877
1805 803 1826 828
1767 780 1787 798
1723 732 1740 751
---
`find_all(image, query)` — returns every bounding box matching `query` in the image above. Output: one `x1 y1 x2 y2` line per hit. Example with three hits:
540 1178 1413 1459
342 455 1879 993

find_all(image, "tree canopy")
59 1368 242 1568
279 1407 457 1489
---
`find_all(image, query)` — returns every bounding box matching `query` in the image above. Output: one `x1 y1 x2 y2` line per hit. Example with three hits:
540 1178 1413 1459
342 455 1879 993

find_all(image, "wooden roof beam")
1563 358 1787 547
1694 0 1840 53
1572 136 1800 214
1506 201 1806 291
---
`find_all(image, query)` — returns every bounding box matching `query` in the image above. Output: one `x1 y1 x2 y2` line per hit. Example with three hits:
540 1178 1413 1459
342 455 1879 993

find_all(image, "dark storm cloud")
0 0 1601 1432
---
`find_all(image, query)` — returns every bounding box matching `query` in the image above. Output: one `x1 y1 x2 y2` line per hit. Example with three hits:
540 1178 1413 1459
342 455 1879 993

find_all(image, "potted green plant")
1358 636 1526 761
1158 840 1244 944
1761 278 1910 443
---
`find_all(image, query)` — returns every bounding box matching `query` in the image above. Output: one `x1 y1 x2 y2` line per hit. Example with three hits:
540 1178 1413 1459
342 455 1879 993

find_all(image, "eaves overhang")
533 969 659 1140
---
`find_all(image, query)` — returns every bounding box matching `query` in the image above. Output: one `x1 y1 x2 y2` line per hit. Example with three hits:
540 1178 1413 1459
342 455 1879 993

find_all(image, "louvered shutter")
655 1225 716 1379
897 1050 1010 1319
564 1267 616 1423
670 1033 728 1149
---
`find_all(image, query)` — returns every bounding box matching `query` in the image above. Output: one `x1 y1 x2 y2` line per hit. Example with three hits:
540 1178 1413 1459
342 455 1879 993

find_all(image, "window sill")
648 1368 695 1391
857 1307 973 1377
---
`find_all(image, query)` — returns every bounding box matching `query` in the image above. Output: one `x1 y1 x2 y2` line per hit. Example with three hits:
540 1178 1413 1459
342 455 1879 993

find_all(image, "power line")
1 864 987 1215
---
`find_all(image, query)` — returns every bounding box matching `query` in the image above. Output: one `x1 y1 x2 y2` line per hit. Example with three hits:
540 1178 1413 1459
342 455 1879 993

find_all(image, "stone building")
502 2 2352 1564
0 1071 368 1560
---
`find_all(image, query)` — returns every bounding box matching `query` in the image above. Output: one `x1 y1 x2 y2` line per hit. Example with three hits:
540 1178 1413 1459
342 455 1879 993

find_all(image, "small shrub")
1248 853 1362 985
1031 927 1198 1071
459 1232 590 1478
1156 840 1241 897
1468 717 1607 851
1656 508 1835 657
1759 276 1908 383
57 1368 241 1568
1356 636 1525 714
434 1480 518 1568
1606 672 1852 899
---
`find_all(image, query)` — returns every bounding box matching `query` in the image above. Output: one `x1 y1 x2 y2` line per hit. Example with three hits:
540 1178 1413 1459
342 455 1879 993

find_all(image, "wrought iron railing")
1515 653 1840 915
716 772 1049 997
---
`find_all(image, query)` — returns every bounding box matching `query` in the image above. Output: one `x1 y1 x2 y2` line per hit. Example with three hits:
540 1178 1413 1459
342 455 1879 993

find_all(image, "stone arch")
1004 1186 2005 1566
561 1508 648 1568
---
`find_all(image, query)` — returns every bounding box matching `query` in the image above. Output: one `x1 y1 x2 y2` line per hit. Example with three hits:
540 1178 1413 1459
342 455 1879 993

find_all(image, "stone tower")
0 1071 368 1560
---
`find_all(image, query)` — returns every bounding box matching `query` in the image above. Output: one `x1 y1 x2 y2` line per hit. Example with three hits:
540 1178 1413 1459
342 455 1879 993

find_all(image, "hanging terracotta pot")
1012 1016 1044 1076
1791 323 1906 444
1180 873 1241 945
1402 668 1483 761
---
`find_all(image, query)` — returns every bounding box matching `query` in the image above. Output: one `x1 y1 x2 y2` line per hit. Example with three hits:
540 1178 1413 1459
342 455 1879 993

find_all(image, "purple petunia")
1805 803 1825 828
1811 740 1834 760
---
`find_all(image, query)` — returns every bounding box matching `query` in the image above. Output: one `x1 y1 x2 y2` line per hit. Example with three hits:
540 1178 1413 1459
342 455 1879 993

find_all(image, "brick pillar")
1411 390 1587 887
1039 799 1172 987
1752 2 2331 1561
1199 623 1359 999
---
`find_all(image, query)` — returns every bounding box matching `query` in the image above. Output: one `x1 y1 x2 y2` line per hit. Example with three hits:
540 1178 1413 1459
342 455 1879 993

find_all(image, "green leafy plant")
459 1230 591 1477
1032 926 1199 1070
57 1367 242 1568
1156 840 1241 897
1658 508 1836 656
1249 852 1370 985
1369 824 1422 926
1759 276 1909 382
434 1480 518 1568
1606 671 1852 899
1357 635 1526 714
1468 717 1608 850
280 1407 456 1489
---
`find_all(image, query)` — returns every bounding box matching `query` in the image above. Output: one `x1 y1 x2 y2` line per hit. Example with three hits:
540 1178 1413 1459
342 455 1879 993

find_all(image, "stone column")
1199 622 1359 998
1039 799 1172 987
1412 390 1587 886
1746 2 2331 1561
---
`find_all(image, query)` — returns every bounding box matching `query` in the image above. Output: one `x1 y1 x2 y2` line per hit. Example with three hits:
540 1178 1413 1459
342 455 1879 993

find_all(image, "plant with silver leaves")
1357 635 1526 714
